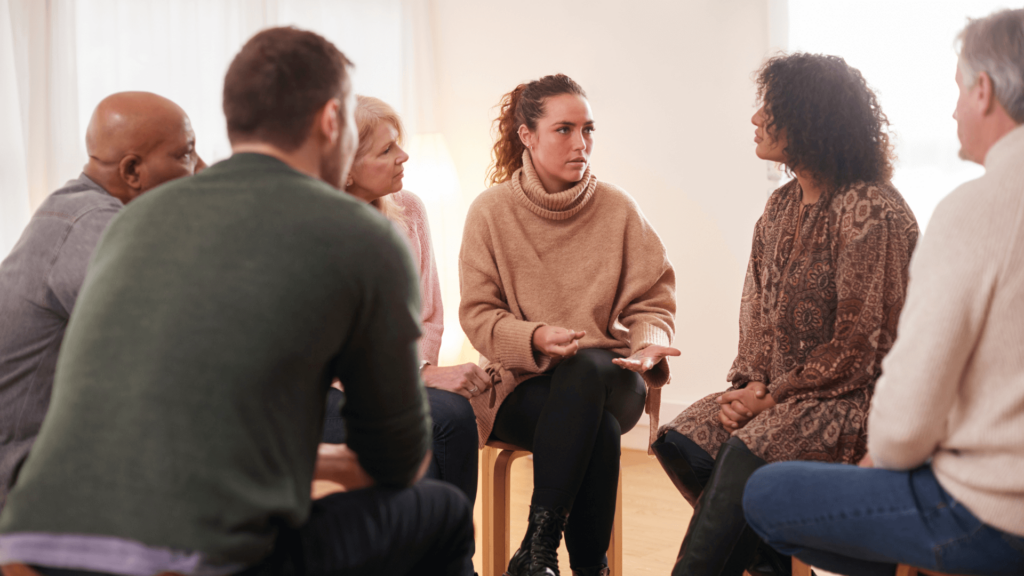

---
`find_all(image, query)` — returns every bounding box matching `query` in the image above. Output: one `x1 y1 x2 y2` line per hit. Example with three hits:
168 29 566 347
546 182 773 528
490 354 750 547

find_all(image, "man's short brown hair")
223 27 353 151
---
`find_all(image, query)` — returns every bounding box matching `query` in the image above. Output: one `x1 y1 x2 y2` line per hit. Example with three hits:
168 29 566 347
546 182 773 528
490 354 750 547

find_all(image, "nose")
194 155 207 174
573 129 587 151
396 145 410 165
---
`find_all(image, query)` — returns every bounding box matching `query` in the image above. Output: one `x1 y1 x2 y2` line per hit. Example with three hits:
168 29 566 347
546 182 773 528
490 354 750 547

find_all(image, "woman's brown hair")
756 53 894 191
488 74 587 186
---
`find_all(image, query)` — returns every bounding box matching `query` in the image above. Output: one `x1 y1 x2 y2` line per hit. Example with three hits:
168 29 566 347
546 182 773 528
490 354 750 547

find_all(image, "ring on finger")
469 386 478 393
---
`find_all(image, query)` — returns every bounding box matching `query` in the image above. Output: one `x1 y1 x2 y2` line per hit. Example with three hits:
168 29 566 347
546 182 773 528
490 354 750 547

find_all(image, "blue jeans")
424 387 479 503
743 462 1024 576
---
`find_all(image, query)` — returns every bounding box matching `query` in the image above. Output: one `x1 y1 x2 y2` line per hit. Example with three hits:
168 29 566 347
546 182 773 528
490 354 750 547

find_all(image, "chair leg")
607 467 623 575
482 446 497 576
485 448 529 576
791 557 813 576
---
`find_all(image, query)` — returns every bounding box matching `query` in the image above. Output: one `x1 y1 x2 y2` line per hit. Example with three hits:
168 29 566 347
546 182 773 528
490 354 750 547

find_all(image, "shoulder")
37 177 122 225
828 181 919 235
764 179 800 216
391 190 427 216
466 182 514 225
927 174 1015 243
593 180 640 211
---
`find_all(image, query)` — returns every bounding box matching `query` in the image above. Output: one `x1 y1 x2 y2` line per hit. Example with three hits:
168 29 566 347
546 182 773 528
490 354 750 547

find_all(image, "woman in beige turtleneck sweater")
459 74 678 576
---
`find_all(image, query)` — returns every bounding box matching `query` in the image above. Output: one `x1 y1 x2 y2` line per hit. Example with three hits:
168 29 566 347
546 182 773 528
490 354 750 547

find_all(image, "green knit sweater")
0 153 431 566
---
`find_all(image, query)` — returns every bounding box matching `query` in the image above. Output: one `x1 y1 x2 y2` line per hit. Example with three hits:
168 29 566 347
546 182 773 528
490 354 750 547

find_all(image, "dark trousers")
490 348 646 568
31 480 475 576
323 387 479 503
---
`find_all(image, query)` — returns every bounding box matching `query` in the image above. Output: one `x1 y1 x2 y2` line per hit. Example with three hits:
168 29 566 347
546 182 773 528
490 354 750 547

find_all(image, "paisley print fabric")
661 180 919 463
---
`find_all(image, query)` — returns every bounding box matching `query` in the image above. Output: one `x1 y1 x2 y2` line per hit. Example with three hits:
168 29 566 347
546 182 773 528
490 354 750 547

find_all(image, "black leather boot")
652 431 707 507
671 437 767 576
505 505 569 576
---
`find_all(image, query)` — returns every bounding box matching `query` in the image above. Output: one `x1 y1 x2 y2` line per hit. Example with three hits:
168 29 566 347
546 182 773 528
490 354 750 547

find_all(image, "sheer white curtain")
74 0 406 166
1 0 81 258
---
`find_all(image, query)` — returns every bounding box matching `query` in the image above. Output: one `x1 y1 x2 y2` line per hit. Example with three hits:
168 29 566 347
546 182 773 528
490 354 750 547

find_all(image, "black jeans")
490 348 646 568
323 387 479 503
31 480 475 576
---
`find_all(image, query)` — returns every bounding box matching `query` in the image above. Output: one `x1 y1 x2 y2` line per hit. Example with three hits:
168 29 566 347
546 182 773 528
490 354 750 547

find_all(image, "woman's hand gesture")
422 363 492 399
612 345 681 374
532 326 586 358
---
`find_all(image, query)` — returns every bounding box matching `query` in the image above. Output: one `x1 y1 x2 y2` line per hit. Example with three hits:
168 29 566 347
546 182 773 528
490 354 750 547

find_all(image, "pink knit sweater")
390 190 443 365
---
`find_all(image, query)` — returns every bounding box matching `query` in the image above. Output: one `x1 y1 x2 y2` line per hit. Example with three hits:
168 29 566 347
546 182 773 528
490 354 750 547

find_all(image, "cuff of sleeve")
494 318 551 373
630 322 671 355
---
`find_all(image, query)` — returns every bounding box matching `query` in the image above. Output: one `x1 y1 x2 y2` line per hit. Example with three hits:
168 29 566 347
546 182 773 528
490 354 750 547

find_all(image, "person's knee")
417 478 474 529
554 349 616 396
742 463 796 537
428 389 477 439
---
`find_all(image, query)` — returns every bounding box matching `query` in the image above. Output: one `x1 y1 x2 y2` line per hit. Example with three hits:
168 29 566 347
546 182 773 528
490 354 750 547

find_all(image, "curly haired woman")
652 53 920 576
460 74 678 576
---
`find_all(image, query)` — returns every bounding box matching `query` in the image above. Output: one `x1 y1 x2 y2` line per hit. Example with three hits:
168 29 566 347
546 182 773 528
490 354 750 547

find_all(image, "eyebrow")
553 120 595 127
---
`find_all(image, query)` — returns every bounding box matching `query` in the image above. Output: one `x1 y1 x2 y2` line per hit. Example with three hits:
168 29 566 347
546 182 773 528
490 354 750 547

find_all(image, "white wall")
430 0 776 447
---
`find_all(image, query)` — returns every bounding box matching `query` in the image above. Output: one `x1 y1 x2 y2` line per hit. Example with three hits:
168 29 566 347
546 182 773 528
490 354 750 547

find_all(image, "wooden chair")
480 440 623 576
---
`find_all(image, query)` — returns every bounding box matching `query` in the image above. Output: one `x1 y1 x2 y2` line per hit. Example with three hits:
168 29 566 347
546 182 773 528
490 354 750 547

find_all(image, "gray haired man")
741 8 1024 576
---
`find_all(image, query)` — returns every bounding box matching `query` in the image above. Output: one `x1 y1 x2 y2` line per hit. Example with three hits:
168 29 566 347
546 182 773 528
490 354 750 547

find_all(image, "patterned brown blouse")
661 179 919 463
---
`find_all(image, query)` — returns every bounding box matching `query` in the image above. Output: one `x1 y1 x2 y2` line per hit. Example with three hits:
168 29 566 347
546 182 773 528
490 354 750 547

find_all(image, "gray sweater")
0 174 121 510
0 153 431 571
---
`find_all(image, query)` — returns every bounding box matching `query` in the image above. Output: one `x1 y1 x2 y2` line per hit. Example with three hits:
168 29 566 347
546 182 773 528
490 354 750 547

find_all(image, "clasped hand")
716 381 775 430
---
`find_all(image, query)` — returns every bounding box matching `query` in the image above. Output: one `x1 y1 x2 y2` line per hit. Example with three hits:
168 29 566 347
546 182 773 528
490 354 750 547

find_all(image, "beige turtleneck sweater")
459 152 675 450
868 125 1024 537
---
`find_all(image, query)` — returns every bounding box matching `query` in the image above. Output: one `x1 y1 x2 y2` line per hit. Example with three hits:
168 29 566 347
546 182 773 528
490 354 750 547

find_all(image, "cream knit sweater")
459 152 675 449
869 125 1024 537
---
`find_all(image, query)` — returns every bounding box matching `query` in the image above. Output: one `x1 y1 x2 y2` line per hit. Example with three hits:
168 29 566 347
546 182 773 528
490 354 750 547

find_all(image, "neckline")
508 151 599 221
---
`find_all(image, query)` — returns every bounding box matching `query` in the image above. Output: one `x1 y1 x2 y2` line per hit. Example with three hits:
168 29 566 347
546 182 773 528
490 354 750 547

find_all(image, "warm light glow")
403 132 469 366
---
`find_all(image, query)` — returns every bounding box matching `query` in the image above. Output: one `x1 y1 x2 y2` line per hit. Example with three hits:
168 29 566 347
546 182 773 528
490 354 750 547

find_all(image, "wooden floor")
314 449 843 575
470 448 693 575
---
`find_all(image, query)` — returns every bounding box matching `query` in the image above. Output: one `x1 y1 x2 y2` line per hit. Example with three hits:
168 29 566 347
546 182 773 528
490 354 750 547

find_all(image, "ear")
319 98 342 144
975 71 998 116
517 124 533 150
119 154 144 190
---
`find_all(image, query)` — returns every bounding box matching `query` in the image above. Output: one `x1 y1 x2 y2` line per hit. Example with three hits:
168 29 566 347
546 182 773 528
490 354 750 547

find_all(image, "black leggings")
490 348 646 568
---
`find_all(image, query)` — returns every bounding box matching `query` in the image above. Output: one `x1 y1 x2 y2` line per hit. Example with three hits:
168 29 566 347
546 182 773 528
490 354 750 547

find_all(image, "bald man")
0 91 202 510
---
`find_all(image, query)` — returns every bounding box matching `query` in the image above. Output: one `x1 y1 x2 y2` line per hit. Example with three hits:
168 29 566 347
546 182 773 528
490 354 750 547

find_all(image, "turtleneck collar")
509 150 599 221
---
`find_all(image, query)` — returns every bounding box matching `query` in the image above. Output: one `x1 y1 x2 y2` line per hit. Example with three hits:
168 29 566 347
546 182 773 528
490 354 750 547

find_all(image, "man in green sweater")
0 27 474 576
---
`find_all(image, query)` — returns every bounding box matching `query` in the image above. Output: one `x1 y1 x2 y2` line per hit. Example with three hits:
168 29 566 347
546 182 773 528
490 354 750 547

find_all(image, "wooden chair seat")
481 441 623 576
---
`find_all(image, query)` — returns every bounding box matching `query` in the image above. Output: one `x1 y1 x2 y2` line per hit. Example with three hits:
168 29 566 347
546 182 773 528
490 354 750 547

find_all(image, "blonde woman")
321 96 486 503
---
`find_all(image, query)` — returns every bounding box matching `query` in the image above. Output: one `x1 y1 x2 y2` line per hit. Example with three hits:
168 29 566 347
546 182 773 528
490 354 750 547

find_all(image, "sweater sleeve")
401 192 443 366
770 186 918 403
726 214 771 387
458 197 553 374
868 189 994 470
617 204 676 389
334 220 430 488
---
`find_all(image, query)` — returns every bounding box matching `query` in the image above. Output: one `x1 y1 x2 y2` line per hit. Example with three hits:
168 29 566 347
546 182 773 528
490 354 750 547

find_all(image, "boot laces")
528 509 565 574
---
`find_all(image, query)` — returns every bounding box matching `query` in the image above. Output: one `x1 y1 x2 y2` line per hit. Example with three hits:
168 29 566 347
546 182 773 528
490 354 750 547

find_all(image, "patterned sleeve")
770 184 918 403
726 212 771 387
